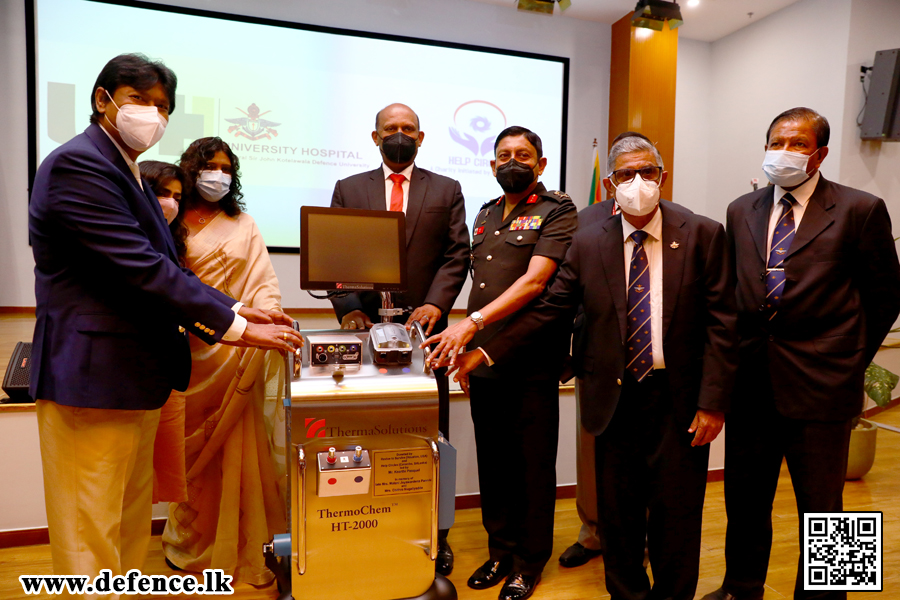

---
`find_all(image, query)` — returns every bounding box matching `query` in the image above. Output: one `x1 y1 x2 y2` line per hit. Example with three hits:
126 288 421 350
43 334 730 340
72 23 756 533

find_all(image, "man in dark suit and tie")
439 134 739 600
701 108 900 600
329 103 469 574
558 131 652 570
29 54 302 596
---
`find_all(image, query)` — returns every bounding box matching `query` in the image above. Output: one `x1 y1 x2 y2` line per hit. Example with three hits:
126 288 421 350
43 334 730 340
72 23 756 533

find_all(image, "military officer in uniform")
425 126 577 600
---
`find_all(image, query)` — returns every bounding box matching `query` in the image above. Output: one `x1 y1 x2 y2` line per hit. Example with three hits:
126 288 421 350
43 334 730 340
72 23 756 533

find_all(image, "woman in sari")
138 160 191 505
161 138 287 586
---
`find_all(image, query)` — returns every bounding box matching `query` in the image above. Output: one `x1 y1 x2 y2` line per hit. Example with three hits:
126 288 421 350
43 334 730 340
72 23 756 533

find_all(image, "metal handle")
291 320 302 380
429 439 440 560
410 320 432 375
297 446 307 575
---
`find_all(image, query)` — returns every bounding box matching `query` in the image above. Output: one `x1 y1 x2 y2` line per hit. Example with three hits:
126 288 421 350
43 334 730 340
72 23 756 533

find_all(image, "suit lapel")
660 203 687 340
785 176 835 259
745 187 773 263
366 168 385 211
85 125 178 260
85 125 143 197
405 166 427 246
597 214 628 344
142 183 178 259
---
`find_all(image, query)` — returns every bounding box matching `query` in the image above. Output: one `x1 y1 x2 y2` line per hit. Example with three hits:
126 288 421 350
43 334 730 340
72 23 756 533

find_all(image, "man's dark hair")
138 160 189 264
493 126 543 159
91 54 177 124
179 137 245 217
766 107 830 148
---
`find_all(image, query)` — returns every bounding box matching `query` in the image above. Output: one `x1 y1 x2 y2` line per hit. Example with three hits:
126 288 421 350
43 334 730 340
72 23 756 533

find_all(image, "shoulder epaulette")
545 190 572 202
479 197 501 211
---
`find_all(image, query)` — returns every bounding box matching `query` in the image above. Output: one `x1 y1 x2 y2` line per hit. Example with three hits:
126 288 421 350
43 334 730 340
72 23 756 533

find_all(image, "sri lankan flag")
589 144 602 205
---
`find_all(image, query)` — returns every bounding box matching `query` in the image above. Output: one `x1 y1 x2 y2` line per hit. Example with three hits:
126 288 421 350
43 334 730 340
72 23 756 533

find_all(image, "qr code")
804 512 882 591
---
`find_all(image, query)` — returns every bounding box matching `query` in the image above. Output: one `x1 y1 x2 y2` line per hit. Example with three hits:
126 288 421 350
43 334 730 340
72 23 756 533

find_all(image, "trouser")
574 379 602 551
594 372 709 600
469 374 559 576
37 400 161 600
722 404 852 600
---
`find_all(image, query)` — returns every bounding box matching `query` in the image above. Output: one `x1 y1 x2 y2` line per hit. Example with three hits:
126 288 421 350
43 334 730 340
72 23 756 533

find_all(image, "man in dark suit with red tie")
437 134 739 600
329 103 469 574
702 108 900 600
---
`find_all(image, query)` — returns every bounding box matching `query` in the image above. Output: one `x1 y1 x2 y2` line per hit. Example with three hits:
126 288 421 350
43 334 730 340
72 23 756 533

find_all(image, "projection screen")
29 0 569 250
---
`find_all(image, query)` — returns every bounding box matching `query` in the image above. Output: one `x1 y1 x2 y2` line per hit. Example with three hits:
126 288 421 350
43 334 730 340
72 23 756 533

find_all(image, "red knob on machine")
327 447 337 464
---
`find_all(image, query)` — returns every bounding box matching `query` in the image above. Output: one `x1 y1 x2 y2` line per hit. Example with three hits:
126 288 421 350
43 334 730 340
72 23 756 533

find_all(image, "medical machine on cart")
264 207 457 600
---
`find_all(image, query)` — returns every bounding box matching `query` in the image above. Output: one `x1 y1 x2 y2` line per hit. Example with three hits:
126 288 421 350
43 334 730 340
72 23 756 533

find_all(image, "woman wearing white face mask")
160 137 287 586
139 160 189 263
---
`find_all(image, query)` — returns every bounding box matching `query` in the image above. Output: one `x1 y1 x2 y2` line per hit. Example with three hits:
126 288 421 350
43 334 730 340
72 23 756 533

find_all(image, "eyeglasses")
609 166 662 186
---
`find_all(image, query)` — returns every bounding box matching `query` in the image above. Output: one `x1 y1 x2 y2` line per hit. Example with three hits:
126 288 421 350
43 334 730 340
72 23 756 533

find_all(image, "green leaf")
864 362 900 408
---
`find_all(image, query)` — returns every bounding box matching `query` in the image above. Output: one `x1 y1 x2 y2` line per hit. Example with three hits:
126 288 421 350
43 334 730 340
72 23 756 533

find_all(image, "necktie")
765 194 796 319
389 173 406 212
626 230 652 382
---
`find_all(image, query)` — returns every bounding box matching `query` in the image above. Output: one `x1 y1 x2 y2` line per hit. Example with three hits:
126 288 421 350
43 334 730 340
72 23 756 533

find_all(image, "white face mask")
195 170 232 202
103 90 167 152
762 149 817 187
613 175 660 217
157 197 179 224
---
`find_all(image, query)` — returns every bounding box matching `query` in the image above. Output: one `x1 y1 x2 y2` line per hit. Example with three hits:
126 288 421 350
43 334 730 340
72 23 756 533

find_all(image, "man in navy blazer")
702 108 900 600
439 134 739 600
29 54 301 592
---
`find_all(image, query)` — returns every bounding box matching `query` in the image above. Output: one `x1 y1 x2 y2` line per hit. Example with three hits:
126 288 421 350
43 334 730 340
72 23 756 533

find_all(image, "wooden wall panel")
607 13 679 199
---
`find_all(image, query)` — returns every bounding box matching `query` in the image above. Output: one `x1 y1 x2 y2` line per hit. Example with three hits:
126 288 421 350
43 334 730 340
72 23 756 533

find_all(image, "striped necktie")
626 230 653 382
766 194 796 319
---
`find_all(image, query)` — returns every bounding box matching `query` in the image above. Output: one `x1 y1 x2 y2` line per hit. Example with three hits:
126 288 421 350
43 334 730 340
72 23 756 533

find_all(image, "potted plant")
846 357 899 480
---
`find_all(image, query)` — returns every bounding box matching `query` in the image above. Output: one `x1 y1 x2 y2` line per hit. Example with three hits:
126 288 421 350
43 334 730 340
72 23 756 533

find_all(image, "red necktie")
389 173 405 212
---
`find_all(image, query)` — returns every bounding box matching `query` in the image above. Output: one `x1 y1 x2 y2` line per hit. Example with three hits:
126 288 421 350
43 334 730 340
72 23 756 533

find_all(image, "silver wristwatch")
469 311 485 330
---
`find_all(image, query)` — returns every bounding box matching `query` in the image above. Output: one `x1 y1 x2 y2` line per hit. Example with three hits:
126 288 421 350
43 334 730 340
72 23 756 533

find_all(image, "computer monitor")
300 206 408 292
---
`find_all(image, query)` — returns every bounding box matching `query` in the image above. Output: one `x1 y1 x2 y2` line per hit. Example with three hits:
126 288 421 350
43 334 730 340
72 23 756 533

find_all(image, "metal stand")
379 291 405 323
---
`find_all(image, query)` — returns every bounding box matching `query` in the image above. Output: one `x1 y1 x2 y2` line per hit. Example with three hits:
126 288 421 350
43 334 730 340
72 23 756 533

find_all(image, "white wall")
673 37 712 216
675 0 854 226
0 0 35 308
0 0 611 309
839 0 900 228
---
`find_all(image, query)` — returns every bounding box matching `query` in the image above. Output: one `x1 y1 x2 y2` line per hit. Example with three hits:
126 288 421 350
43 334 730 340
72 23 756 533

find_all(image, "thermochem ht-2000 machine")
263 207 456 600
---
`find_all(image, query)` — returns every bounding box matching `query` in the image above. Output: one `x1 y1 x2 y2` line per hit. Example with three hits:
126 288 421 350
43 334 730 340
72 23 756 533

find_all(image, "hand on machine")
221 306 303 355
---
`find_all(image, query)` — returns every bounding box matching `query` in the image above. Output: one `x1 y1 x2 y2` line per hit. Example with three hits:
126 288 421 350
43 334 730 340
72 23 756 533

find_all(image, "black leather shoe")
499 572 540 600
700 587 764 600
467 557 513 590
436 537 454 576
558 542 602 568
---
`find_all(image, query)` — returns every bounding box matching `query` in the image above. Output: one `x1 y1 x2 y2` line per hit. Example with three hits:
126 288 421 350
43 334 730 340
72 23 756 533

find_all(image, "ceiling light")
632 0 684 30
517 0 571 15
687 0 699 7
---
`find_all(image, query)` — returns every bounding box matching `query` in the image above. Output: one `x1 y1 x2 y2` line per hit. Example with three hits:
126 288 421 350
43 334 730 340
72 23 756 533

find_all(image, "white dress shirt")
382 162 415 213
98 125 246 341
622 208 666 369
767 170 820 256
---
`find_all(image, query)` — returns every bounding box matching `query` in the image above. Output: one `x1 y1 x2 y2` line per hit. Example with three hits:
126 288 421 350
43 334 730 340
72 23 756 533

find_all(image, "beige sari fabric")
161 212 287 585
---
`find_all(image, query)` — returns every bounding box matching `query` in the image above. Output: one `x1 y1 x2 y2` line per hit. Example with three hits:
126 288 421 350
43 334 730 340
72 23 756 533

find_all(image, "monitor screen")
301 207 407 292
30 0 569 251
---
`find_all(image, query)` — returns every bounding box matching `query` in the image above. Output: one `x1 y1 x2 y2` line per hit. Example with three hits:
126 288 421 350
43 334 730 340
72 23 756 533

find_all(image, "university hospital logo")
223 102 365 167
226 103 280 141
